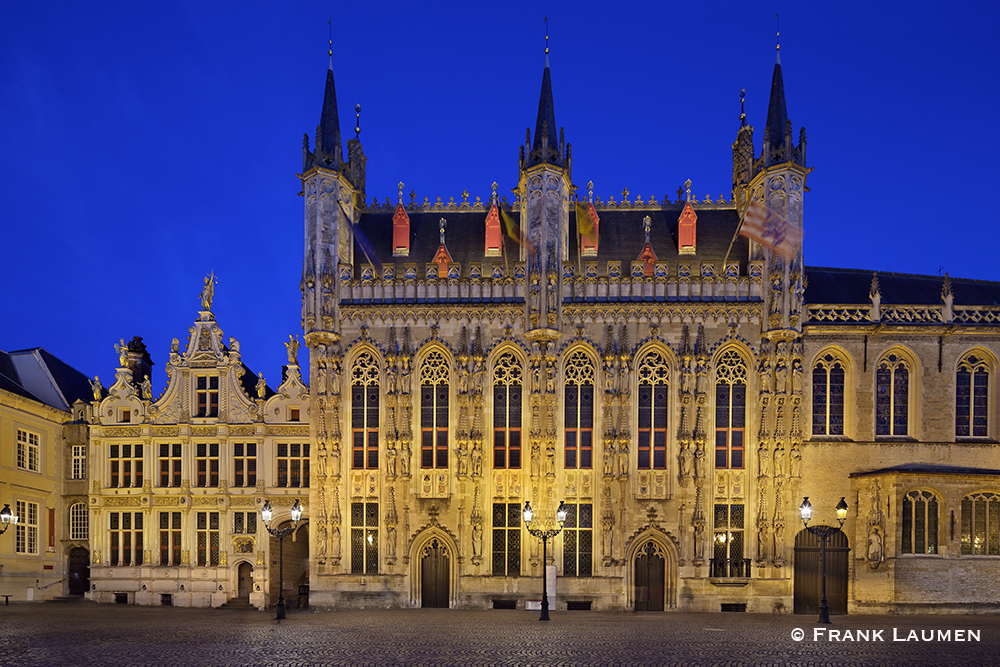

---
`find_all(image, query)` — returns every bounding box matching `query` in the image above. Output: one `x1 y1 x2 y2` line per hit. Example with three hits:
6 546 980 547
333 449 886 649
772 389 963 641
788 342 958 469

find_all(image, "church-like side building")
82 40 1000 615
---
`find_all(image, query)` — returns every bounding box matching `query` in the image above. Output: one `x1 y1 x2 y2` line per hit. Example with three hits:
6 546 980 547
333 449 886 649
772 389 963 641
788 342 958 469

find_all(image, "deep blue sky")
2 1 998 390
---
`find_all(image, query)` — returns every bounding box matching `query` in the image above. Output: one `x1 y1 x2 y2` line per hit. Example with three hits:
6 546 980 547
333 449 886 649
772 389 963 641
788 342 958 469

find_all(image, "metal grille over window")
876 354 909 436
956 355 989 437
712 503 747 577
564 351 595 469
351 351 380 469
492 351 522 469
562 503 593 577
637 351 669 470
715 350 746 469
902 491 938 555
812 353 845 436
350 502 379 574
491 502 521 576
420 350 450 469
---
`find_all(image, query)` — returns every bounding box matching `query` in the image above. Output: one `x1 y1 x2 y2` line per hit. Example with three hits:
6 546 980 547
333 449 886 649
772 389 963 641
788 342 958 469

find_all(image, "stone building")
297 42 1000 616
0 347 91 601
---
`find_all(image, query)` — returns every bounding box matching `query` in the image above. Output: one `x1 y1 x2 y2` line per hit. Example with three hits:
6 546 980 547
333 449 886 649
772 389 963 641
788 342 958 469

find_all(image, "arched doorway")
420 539 450 608
794 528 849 615
68 547 90 595
237 562 253 600
634 541 666 611
268 523 309 610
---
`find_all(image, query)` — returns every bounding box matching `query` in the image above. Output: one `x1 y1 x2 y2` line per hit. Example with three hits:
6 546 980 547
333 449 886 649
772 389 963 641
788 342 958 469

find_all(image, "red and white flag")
739 201 802 259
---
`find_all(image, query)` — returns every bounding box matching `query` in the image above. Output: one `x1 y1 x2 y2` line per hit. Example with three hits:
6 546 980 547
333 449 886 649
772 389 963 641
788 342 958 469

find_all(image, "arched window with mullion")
492 350 522 469
351 350 380 469
420 350 450 468
901 490 938 555
876 354 909 436
956 354 989 437
715 350 747 469
564 350 595 469
636 350 669 470
812 353 845 436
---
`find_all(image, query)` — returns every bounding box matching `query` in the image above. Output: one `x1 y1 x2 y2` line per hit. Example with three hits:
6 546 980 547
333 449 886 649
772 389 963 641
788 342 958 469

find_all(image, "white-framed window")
17 429 40 472
16 500 39 555
70 502 89 541
72 444 87 480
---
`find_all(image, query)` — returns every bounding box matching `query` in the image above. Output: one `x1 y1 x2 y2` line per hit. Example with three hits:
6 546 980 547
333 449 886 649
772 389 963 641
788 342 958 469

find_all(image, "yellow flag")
576 201 598 244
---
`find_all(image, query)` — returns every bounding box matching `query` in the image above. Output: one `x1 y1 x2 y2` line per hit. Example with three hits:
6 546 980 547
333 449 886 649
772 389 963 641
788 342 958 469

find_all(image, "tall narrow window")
109 444 143 488
159 443 182 487
715 350 747 469
351 351 380 470
492 502 521 576
70 502 89 541
196 511 220 566
16 429 40 472
564 351 595 469
72 444 87 480
492 351 523 469
420 350 450 469
956 354 989 437
350 502 379 574
812 353 845 435
233 511 257 535
901 490 938 555
562 503 593 577
233 442 257 487
637 351 669 470
15 501 39 555
196 443 219 487
109 511 143 565
277 443 310 487
876 354 909 436
712 503 745 577
961 492 1000 556
159 511 182 565
195 375 219 417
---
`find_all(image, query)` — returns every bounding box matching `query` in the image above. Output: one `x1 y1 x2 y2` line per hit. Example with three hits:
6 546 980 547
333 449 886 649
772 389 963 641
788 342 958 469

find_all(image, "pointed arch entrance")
626 531 678 611
420 539 450 608
794 528 849 615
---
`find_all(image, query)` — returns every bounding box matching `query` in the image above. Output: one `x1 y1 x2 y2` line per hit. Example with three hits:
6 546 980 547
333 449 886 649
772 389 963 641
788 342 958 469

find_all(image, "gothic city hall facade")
80 47 1000 615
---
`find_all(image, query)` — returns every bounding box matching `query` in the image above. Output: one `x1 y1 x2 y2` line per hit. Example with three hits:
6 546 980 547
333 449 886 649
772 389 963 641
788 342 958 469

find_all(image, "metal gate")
793 528 849 615
421 539 450 608
634 541 665 611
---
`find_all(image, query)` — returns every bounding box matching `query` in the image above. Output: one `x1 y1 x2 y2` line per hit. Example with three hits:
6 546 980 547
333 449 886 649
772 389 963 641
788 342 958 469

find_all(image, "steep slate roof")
765 51 788 150
0 347 92 411
805 267 1000 307
354 206 749 274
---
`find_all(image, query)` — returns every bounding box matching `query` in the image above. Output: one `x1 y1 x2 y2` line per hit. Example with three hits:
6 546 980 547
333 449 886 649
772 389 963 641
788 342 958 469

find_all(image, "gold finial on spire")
775 12 780 51
355 104 361 138
544 15 549 54
328 18 333 59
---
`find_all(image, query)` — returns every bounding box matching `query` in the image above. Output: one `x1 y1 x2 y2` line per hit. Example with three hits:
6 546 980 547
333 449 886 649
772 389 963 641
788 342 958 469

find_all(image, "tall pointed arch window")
902 490 938 555
956 354 989 437
812 353 846 436
637 350 669 470
564 350 595 469
876 354 909 436
351 350 380 469
492 350 523 469
420 350 450 468
715 350 747 469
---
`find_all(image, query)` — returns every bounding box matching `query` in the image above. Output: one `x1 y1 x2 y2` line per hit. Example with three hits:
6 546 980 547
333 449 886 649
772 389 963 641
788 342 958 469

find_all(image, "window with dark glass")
196 511 220 566
562 503 593 577
564 351 595 469
109 444 143 488
351 502 379 574
812 353 845 436
492 351 522 469
712 503 745 577
492 502 521 576
902 490 938 555
195 375 219 417
421 351 449 469
876 354 909 436
109 511 143 566
233 442 257 487
159 443 181 487
956 355 989 437
277 443 310 487
351 351 380 469
196 443 219 487
637 351 669 470
715 350 746 469
961 492 1000 556
159 511 182 565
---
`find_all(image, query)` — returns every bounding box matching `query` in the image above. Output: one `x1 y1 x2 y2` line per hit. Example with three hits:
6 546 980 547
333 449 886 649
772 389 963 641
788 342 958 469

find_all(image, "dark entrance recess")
793 528 849 615
237 562 253 600
421 539 449 608
634 541 665 611
68 547 90 595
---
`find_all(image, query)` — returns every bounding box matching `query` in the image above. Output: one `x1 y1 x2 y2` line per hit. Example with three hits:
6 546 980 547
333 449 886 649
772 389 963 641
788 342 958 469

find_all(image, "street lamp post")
799 496 849 624
261 498 303 621
0 504 18 535
522 500 567 621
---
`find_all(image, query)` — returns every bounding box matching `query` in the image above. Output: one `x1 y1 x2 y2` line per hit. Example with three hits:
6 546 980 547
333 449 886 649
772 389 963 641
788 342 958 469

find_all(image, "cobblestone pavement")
0 603 996 666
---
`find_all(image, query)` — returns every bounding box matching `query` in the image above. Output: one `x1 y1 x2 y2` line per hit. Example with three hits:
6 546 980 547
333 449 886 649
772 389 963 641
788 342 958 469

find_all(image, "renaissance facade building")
83 43 1000 614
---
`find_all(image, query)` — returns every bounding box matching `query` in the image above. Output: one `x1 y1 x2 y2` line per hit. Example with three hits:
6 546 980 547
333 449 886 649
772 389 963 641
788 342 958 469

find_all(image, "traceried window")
637 351 669 470
277 443 310 487
492 502 521 576
902 490 938 555
351 502 379 574
564 351 595 469
159 511 182 565
876 354 909 436
420 350 450 469
712 503 746 578
109 444 143 488
562 503 593 577
233 442 257 487
715 350 747 469
233 511 257 535
492 351 522 469
158 443 181 487
72 444 87 480
109 511 143 565
196 443 219 487
812 353 845 436
956 354 989 437
70 502 89 541
351 351 380 470
17 429 40 472
16 501 38 555
961 492 1000 556
195 375 219 418
196 511 220 566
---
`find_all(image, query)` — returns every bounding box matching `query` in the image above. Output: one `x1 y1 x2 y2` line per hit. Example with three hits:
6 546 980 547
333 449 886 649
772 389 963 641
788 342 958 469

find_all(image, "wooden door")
238 562 253 599
634 541 665 611
794 528 849 615
68 547 90 595
421 539 450 608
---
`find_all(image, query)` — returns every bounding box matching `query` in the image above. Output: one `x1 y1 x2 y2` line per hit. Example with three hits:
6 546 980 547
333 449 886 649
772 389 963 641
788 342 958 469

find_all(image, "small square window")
121 409 131 423
289 407 300 422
